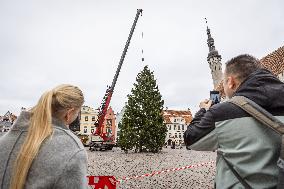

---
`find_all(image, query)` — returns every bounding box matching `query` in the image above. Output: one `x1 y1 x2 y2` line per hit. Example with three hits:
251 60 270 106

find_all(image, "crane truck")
87 9 143 151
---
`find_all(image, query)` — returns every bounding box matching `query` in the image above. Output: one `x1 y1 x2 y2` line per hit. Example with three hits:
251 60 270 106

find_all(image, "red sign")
87 176 117 189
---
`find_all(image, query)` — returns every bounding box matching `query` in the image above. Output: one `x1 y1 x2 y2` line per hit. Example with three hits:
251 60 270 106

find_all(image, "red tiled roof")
163 110 192 124
163 115 171 123
260 46 284 75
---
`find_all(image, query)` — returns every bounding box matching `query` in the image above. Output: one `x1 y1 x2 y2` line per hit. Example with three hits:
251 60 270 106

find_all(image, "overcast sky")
0 0 283 116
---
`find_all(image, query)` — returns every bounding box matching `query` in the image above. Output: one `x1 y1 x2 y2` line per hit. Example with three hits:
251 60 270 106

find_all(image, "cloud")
0 0 283 115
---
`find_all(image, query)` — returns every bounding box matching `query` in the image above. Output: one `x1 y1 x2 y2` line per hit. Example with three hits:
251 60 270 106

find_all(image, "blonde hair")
10 84 84 189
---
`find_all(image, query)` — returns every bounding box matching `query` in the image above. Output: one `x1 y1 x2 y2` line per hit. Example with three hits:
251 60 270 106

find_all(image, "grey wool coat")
0 111 89 189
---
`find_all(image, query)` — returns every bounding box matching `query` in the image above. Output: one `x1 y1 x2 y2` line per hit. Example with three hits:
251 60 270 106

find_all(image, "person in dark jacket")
184 54 284 189
0 84 88 189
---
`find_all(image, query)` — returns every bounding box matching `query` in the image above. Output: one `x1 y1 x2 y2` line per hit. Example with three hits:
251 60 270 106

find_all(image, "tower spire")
204 18 222 89
205 18 221 61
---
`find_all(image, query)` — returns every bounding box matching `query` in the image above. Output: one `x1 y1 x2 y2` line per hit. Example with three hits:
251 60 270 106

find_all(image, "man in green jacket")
184 54 284 188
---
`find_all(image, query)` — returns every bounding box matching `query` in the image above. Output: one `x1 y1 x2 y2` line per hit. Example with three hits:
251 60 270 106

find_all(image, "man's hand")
199 99 212 111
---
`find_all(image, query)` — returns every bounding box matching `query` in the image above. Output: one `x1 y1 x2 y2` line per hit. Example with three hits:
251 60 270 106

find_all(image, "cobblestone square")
87 147 216 189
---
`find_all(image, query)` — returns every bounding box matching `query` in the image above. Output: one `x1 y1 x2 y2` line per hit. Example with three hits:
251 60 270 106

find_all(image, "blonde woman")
0 84 88 189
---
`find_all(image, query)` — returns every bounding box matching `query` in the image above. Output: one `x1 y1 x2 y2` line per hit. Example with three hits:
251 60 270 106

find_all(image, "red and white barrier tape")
116 161 215 184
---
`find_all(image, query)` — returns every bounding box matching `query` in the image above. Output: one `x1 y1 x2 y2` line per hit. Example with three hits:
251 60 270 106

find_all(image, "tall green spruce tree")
118 66 167 153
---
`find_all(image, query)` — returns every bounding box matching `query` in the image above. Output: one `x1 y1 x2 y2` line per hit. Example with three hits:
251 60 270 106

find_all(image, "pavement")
87 147 216 189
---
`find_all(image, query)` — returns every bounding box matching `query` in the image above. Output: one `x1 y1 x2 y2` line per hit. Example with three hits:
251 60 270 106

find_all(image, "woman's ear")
65 108 75 124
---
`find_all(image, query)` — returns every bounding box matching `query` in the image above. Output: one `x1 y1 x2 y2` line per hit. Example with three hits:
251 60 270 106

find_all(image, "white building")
163 110 192 145
115 105 126 143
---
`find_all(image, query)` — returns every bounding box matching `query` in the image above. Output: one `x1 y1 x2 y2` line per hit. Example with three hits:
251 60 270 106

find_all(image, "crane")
89 9 143 151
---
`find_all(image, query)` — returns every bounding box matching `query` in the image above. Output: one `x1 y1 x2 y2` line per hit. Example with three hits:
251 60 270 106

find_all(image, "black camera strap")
229 96 284 189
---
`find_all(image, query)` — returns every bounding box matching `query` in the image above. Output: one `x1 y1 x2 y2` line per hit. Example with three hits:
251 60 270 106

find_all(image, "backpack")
223 96 284 189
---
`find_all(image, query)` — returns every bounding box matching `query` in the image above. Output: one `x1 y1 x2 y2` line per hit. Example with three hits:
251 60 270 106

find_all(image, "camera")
210 90 221 104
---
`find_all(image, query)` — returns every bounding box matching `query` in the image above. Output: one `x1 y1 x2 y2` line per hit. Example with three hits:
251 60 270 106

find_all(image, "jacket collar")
11 111 69 131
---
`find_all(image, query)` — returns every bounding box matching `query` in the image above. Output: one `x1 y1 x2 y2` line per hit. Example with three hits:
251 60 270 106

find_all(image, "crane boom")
94 9 143 142
111 9 143 91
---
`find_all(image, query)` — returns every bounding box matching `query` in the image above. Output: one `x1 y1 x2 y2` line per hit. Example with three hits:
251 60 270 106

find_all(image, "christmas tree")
118 66 167 153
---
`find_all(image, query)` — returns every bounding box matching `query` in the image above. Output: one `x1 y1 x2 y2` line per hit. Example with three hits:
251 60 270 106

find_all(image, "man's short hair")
225 54 261 82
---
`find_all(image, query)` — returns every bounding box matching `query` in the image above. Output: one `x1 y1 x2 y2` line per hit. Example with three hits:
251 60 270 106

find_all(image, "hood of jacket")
11 111 68 131
234 68 284 110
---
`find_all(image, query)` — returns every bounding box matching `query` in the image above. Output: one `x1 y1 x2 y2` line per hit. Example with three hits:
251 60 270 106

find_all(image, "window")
91 129 94 133
182 125 184 130
84 129 87 133
85 116 88 121
174 119 176 122
107 128 112 134
106 119 112 126
178 125 180 130
168 125 171 130
179 133 181 139
92 116 96 121
174 125 176 130
175 133 177 138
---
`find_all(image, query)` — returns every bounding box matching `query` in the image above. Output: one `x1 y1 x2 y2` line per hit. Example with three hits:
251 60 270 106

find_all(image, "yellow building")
79 106 99 136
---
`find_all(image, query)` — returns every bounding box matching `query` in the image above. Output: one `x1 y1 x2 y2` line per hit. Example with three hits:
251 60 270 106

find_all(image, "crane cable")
141 32 144 62
140 11 145 63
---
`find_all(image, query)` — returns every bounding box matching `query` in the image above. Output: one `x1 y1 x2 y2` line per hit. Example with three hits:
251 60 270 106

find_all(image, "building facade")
78 105 117 142
163 110 192 145
102 107 116 139
0 111 17 132
79 106 99 135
